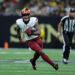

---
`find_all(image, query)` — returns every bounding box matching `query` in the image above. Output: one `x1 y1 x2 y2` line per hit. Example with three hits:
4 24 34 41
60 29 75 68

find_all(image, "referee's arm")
57 21 63 38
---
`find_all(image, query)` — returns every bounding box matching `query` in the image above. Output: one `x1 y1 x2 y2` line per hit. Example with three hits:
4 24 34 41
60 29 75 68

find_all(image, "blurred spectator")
0 0 75 16
65 5 70 16
0 0 19 15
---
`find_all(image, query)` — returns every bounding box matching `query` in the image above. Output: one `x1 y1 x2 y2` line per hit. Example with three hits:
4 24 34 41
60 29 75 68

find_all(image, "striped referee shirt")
61 16 75 33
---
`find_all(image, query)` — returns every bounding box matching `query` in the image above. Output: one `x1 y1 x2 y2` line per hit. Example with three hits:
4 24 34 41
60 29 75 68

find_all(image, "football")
31 27 36 30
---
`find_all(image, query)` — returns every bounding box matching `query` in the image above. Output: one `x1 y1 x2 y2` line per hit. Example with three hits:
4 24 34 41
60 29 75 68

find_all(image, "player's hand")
26 28 32 36
19 40 23 44
57 32 61 38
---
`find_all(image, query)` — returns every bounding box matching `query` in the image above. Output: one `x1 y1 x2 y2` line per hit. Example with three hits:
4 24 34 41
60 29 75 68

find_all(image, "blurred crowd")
0 0 75 16
0 0 19 15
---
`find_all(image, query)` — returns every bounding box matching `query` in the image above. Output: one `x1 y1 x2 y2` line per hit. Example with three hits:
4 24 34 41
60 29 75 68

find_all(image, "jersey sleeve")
16 20 19 25
61 17 65 23
31 17 39 27
61 16 68 23
35 18 38 24
16 19 21 28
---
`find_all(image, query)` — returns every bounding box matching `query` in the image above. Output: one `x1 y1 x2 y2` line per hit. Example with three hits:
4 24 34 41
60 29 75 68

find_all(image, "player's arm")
16 26 23 43
57 21 63 38
25 23 41 36
58 21 63 33
16 26 21 40
32 23 41 35
25 18 41 36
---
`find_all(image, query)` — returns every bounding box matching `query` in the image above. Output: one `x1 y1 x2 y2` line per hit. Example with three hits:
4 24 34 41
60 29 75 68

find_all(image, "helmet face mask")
22 13 30 16
21 8 30 22
23 15 30 22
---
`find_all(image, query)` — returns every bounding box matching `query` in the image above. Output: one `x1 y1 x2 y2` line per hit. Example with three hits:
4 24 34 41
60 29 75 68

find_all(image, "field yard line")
0 70 75 74
0 64 31 67
0 59 75 63
0 64 75 68
0 52 31 54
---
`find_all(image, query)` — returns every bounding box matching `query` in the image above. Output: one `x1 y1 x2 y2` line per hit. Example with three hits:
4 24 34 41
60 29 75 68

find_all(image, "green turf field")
0 48 75 75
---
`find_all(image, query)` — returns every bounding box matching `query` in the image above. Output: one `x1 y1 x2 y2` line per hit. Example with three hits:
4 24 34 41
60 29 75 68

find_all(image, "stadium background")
0 0 75 75
0 0 75 48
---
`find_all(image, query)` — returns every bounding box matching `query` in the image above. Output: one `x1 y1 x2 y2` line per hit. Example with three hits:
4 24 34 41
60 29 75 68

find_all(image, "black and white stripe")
61 16 75 33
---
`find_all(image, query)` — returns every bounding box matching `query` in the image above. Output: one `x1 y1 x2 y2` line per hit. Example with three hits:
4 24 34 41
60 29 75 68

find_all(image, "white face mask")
23 18 29 22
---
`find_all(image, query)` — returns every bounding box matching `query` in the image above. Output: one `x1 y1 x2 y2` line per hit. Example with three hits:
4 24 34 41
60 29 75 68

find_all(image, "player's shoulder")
16 18 22 23
61 15 69 21
16 18 24 28
30 17 38 21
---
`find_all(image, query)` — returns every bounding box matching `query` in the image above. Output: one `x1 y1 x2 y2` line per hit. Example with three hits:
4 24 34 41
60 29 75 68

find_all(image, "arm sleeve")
61 16 68 23
32 17 39 27
35 18 38 24
61 17 65 23
16 20 21 28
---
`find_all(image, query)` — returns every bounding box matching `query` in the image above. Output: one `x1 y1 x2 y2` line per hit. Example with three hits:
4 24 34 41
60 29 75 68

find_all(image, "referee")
58 8 75 64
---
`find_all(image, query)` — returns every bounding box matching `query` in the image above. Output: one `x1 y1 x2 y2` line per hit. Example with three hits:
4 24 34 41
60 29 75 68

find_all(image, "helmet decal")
21 8 30 16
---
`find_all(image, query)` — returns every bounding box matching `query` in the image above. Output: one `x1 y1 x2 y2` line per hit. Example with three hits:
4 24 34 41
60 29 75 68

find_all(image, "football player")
16 8 58 70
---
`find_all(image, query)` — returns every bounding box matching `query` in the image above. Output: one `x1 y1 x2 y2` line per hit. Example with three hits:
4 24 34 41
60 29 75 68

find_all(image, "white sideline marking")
0 52 31 54
0 71 75 73
0 64 75 68
0 59 75 63
14 59 30 63
0 65 29 67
